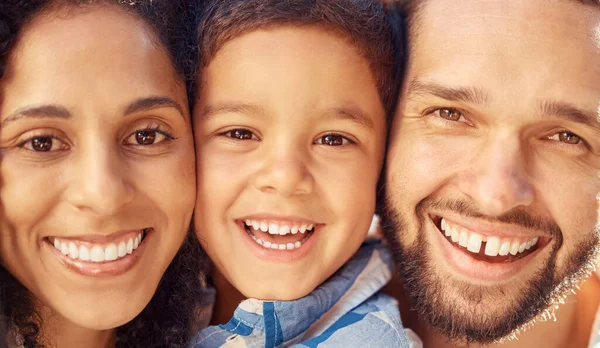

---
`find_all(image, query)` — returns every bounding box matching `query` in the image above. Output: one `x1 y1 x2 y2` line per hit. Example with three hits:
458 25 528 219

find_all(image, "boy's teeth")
51 231 146 263
244 220 316 236
249 234 308 250
268 224 280 235
440 218 540 257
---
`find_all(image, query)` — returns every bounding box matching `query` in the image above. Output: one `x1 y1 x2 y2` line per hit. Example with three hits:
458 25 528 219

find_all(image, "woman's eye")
315 134 350 146
224 129 257 140
125 129 171 146
548 131 583 145
435 108 463 121
22 136 66 152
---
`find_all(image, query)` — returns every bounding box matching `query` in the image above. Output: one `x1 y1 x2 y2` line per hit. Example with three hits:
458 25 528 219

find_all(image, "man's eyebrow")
321 106 374 130
406 79 490 105
539 100 600 129
124 96 186 119
199 103 265 120
1 105 71 128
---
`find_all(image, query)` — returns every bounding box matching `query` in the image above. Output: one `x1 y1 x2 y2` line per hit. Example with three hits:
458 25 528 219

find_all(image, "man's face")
382 0 600 343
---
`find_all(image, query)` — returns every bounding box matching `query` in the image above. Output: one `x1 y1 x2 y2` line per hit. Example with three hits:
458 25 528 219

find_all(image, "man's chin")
380 209 600 344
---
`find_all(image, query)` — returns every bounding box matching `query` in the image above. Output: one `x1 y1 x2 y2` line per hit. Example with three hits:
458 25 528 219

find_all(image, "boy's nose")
252 148 314 197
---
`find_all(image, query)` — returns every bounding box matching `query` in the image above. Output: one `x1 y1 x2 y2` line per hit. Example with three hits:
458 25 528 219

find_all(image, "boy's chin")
238 278 318 301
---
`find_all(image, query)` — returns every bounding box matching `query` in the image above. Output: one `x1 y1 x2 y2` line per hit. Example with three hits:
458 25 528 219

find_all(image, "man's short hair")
194 0 402 118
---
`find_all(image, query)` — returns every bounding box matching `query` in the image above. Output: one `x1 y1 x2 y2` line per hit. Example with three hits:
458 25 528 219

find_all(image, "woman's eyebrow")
124 96 186 119
1 105 71 128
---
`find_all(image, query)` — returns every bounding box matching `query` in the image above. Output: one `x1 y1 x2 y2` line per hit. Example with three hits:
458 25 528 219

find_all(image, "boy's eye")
315 134 350 146
225 129 257 140
22 136 67 152
549 131 582 145
435 108 463 121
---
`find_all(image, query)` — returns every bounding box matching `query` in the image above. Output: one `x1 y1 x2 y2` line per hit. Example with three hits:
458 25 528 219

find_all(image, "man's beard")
379 194 600 344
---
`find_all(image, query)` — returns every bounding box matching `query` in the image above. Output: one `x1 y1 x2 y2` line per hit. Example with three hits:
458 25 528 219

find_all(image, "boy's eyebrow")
322 106 374 130
200 103 265 120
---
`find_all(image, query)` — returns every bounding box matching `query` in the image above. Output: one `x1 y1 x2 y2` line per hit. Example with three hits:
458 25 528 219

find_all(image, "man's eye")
548 131 583 145
21 136 66 152
435 108 463 121
224 129 257 140
315 134 351 146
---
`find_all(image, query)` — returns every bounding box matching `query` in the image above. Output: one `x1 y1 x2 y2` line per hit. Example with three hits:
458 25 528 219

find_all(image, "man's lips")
431 214 551 263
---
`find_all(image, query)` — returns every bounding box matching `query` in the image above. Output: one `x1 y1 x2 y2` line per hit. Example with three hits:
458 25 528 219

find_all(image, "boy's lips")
235 218 322 263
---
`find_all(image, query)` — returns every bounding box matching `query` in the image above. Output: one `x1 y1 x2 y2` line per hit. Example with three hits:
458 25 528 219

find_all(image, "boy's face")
194 27 386 300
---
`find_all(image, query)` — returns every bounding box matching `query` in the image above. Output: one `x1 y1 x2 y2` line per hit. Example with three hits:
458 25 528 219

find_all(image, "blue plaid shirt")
189 241 412 348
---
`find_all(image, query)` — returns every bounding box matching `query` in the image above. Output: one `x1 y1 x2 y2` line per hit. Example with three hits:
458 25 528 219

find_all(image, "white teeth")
90 246 105 262
268 224 280 235
79 245 90 261
509 241 520 255
458 231 469 247
441 219 541 257
245 220 317 236
498 241 511 256
105 244 118 261
451 229 460 243
467 233 483 253
51 231 146 263
248 233 308 251
60 243 69 255
118 242 127 258
68 242 79 259
279 226 290 235
484 237 500 256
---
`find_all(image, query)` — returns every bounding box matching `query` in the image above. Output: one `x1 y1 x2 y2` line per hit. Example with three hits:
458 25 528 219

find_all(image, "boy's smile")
194 26 387 301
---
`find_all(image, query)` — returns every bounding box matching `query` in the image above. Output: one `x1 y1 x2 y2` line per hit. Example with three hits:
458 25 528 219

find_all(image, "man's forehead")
405 0 600 109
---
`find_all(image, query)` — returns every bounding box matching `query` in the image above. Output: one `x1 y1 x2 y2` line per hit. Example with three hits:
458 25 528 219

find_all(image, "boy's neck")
211 270 247 326
386 273 600 348
36 303 116 348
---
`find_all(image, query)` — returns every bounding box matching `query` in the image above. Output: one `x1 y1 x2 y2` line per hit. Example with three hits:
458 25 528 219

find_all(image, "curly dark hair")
0 1 207 347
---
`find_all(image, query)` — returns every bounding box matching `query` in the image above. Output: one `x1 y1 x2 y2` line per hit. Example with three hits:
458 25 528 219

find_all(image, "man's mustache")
417 198 562 239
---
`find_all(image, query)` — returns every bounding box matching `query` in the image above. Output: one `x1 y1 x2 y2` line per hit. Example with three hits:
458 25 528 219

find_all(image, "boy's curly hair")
0 1 206 347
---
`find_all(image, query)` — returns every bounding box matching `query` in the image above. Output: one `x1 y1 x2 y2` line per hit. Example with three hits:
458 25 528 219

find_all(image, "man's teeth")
52 230 145 262
244 220 314 236
440 218 539 257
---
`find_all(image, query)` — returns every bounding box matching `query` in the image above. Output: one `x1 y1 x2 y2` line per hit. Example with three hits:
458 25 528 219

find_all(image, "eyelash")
425 107 592 151
16 124 176 154
124 124 177 146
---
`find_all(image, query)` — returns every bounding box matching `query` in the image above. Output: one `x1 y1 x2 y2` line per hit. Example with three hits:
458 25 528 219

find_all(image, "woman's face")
0 6 195 330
